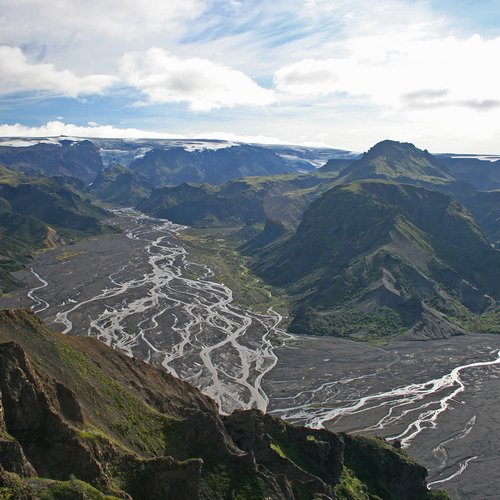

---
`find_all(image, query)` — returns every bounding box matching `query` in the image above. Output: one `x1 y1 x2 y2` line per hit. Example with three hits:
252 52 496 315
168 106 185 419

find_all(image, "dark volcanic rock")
343 434 429 500
131 456 203 500
0 341 102 482
224 409 344 498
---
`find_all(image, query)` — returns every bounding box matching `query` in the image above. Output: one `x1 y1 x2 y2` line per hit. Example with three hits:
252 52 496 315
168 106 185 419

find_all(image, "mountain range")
0 138 348 187
0 140 103 184
0 134 495 498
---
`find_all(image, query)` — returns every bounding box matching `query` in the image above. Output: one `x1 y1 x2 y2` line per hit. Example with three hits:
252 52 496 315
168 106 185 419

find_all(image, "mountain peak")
364 140 429 160
338 139 452 186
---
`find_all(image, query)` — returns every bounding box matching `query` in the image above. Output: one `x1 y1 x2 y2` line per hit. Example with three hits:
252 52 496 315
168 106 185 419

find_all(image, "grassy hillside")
335 141 478 202
249 181 500 339
0 309 446 499
137 171 339 229
0 166 117 293
91 163 153 205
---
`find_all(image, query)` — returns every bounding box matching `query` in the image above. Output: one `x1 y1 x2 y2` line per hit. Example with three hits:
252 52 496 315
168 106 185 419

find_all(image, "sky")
0 0 499 153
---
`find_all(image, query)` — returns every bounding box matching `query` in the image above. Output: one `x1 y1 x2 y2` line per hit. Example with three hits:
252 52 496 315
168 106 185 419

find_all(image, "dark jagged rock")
343 434 429 500
129 456 203 500
0 341 102 482
224 409 344 497
0 436 36 478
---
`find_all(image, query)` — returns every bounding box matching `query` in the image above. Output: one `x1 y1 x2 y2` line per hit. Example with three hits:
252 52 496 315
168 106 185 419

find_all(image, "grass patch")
333 467 370 500
293 306 405 341
461 307 500 334
56 250 84 261
200 461 267 500
270 441 287 459
34 477 119 500
54 340 181 456
180 227 290 317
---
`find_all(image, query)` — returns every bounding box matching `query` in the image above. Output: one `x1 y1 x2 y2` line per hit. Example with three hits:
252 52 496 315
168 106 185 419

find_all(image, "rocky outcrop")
343 434 429 500
224 409 344 498
0 342 102 482
0 435 36 478
130 457 203 500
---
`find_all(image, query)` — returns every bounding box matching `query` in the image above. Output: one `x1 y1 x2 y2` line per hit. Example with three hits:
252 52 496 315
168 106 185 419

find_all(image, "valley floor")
1 209 499 499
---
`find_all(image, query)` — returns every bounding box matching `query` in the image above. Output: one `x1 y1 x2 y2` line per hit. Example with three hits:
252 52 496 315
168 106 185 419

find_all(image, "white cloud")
0 0 499 153
120 48 276 111
0 121 184 140
0 1 202 53
0 46 116 97
274 58 350 96
274 34 500 111
0 121 287 145
192 131 286 144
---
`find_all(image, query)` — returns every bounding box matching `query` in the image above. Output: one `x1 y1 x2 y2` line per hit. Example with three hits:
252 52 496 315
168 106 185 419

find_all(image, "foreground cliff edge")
0 309 447 499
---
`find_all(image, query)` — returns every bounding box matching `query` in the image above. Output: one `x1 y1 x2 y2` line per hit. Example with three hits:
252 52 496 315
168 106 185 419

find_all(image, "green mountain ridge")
135 139 500 340
0 309 446 499
0 166 117 293
91 164 153 205
137 172 340 229
247 180 500 339
337 141 454 187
